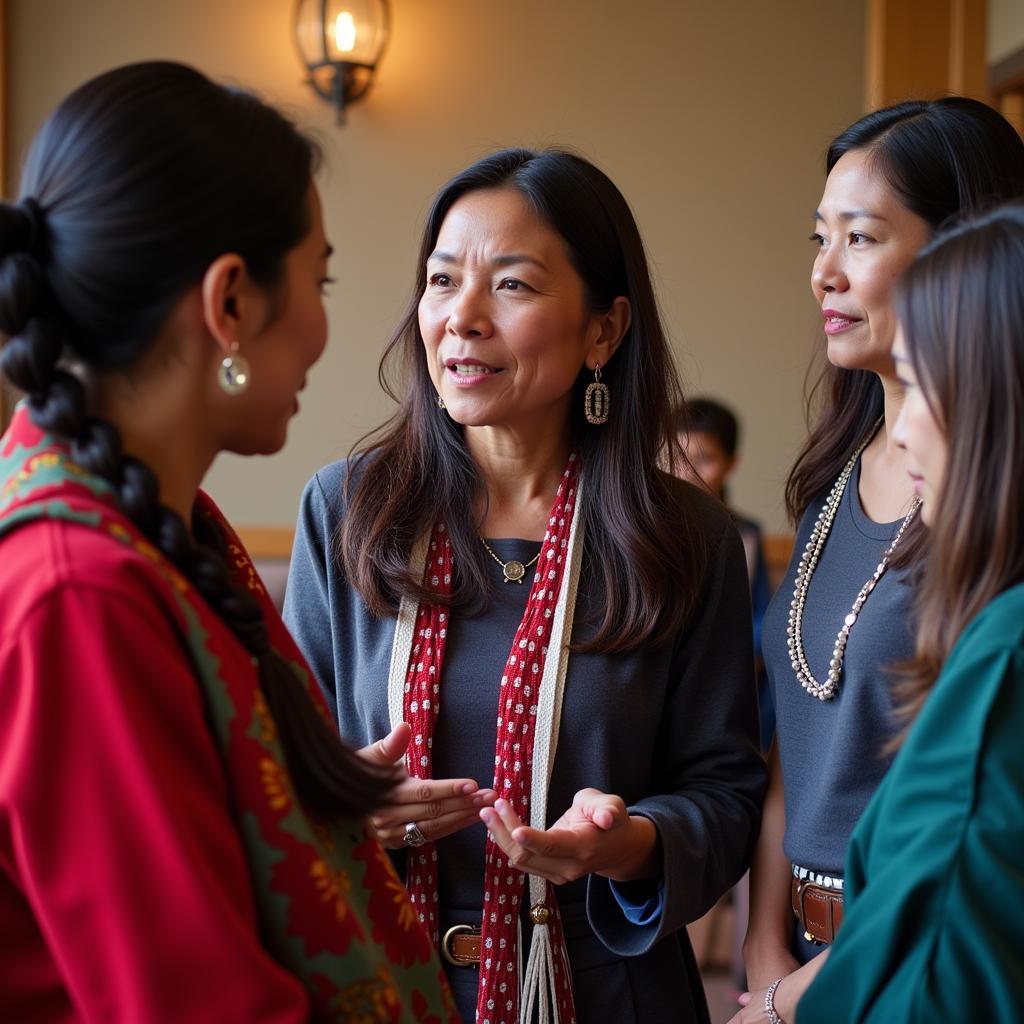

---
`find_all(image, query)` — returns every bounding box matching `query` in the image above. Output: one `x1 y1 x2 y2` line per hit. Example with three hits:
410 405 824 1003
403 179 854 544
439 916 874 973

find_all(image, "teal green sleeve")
798 645 1024 1024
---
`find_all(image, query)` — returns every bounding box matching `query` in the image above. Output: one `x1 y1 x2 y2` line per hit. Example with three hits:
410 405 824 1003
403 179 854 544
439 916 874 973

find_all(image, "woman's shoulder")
311 455 353 492
948 582 1024 666
295 456 359 530
657 470 736 545
300 452 383 518
911 584 1024 758
0 515 186 644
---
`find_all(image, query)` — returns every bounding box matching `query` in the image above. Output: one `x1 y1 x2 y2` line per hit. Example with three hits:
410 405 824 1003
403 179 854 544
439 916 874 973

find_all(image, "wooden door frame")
992 45 1024 139
866 0 988 109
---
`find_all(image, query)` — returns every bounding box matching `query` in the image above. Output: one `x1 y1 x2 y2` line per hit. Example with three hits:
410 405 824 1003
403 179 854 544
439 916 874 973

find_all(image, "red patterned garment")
0 406 458 1023
402 456 580 1024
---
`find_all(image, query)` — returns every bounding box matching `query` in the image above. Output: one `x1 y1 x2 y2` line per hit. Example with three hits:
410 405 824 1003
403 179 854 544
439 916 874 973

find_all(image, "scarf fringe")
521 919 559 1024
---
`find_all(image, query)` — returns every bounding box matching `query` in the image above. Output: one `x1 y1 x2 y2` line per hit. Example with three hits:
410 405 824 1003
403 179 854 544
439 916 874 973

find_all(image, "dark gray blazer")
284 460 766 1024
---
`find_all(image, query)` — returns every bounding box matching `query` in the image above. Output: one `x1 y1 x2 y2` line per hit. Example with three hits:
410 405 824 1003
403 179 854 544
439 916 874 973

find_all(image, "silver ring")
403 821 428 848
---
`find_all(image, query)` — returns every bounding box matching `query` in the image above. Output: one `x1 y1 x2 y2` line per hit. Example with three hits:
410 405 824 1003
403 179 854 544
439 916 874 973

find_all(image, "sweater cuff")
608 878 665 926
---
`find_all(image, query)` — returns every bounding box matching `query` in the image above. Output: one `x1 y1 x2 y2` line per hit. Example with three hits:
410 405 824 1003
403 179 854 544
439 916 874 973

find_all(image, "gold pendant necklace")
479 537 541 584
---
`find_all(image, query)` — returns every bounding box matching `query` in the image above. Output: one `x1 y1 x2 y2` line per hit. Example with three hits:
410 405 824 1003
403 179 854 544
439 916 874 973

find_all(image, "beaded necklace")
787 420 921 701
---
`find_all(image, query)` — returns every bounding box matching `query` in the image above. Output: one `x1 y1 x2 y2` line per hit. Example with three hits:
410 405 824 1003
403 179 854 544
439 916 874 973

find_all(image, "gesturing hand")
480 789 660 885
358 723 497 849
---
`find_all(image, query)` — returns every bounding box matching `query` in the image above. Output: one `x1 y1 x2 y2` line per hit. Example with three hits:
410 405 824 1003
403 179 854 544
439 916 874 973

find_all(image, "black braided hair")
0 62 392 820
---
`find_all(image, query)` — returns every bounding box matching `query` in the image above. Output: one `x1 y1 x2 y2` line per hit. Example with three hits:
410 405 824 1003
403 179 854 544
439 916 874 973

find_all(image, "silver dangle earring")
436 393 446 410
584 363 610 424
218 343 251 396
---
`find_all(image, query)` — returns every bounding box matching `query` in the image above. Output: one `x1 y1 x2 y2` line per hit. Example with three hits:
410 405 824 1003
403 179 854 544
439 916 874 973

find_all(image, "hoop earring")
218 344 251 396
436 393 446 410
584 363 610 424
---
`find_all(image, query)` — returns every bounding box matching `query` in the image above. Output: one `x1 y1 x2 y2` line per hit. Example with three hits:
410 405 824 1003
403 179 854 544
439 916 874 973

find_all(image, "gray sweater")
284 460 766 1024
765 459 914 877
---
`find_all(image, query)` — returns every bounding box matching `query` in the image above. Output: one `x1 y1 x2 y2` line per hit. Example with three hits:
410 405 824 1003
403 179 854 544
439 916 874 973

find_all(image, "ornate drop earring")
218 343 251 396
436 393 446 410
583 363 610 424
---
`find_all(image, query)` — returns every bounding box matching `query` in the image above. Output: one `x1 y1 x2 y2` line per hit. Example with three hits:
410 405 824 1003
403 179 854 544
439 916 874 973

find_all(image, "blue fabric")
609 880 666 927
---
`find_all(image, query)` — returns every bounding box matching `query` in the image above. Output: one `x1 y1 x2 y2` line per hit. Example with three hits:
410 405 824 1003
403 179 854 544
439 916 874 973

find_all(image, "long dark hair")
340 148 706 652
786 97 1024 527
0 61 390 818
893 204 1024 732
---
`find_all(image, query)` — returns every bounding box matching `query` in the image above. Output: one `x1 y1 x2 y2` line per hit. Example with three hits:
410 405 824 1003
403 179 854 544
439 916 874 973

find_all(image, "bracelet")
764 977 786 1024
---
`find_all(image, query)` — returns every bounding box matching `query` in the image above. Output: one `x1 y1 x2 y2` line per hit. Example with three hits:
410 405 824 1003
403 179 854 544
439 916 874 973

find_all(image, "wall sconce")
294 0 390 124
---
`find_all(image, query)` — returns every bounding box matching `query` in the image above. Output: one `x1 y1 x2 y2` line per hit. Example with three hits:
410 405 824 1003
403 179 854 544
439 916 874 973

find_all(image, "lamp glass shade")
296 0 389 69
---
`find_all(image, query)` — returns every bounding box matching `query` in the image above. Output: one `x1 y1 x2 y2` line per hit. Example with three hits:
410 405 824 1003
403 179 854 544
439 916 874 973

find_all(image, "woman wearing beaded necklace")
732 100 1024 1024
284 148 766 1024
799 202 1024 1022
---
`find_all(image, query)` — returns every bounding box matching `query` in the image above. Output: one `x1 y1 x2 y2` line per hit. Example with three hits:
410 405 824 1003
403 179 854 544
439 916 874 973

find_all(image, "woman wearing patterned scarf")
0 62 456 1022
285 148 766 1024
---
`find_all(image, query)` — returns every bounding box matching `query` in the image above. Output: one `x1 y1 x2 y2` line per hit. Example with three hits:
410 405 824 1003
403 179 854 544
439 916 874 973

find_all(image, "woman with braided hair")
0 62 456 1022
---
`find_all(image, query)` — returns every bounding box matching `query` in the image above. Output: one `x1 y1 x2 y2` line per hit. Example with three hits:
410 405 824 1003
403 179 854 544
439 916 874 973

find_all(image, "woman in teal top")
797 205 1024 1023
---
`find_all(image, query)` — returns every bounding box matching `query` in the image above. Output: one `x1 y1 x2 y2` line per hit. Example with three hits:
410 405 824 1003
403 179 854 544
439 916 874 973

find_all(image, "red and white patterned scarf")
388 453 583 1024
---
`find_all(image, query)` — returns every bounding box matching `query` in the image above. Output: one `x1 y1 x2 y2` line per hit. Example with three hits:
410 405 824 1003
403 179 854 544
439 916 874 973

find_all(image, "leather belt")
791 876 844 945
441 923 481 967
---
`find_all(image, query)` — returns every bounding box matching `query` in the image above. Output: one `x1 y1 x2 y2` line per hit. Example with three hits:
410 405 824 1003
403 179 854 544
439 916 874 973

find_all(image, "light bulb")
335 11 357 52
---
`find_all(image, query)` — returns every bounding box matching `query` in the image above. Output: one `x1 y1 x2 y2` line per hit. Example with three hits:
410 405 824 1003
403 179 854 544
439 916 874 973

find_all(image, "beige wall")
990 0 1024 63
8 0 865 534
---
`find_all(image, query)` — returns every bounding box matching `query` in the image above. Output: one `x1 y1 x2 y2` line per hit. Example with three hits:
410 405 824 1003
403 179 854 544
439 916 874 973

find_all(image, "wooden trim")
949 0 987 99
997 88 1024 139
763 533 794 569
763 533 794 591
991 46 1024 93
235 525 295 560
866 0 955 108
991 45 1024 140
236 526 295 560
865 0 887 111
866 0 987 108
